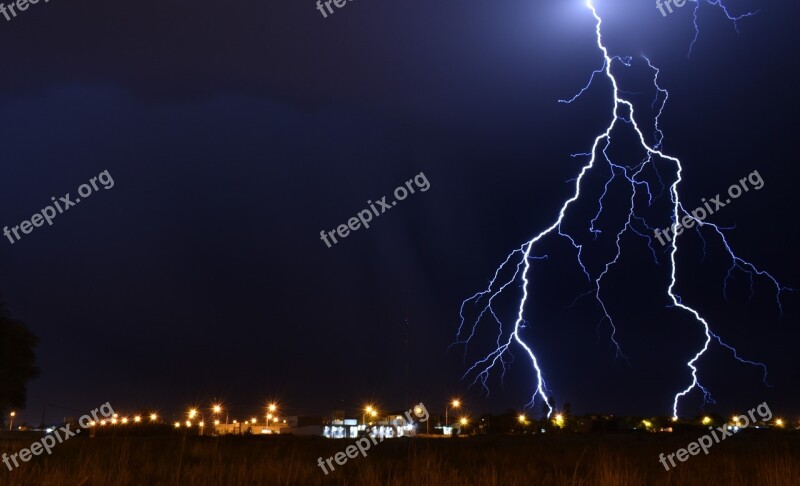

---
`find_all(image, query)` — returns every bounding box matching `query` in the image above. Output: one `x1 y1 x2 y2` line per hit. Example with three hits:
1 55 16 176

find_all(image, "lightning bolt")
688 0 759 58
455 0 790 419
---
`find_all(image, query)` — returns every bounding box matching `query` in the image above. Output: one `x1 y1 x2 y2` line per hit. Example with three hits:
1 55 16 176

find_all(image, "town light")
445 399 461 428
363 405 375 425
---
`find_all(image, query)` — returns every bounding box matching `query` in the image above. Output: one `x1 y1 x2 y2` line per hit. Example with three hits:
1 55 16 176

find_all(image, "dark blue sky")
1 0 798 424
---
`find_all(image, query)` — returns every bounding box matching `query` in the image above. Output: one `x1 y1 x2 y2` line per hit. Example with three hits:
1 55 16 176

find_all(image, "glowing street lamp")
211 404 227 435
150 413 158 422
189 408 206 435
459 417 469 434
363 405 375 426
134 416 142 423
267 403 278 427
702 416 712 425
553 413 565 428
518 414 527 425
174 422 181 428
8 412 15 431
445 399 461 428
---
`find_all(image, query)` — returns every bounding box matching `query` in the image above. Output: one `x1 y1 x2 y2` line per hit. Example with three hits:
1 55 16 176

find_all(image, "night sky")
1 0 798 425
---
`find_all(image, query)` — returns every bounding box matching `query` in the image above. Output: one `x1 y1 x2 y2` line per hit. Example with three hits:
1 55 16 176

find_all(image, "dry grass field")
1 431 798 485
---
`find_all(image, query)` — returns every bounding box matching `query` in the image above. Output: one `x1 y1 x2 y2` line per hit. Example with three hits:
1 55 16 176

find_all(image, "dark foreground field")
1 432 798 485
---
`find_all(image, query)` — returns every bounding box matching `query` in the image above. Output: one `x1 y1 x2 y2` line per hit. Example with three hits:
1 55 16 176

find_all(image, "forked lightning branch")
455 0 789 419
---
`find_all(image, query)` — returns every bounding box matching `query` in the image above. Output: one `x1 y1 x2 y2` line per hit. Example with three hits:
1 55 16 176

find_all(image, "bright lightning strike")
455 0 790 419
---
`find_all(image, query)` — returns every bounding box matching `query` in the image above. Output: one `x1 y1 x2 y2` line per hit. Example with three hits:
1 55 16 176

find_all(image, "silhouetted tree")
0 295 39 421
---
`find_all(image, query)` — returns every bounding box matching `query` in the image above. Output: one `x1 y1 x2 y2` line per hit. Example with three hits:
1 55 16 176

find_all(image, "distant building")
321 411 417 439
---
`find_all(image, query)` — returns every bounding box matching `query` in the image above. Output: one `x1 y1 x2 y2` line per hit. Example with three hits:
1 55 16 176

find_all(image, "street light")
212 404 227 435
518 414 527 425
8 412 15 431
459 417 468 434
267 403 277 427
445 399 460 428
363 405 374 426
189 408 205 435
150 413 158 422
